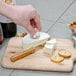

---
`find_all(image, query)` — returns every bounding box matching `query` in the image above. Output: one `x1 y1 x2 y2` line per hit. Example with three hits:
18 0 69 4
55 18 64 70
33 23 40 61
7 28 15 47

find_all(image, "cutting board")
1 37 76 72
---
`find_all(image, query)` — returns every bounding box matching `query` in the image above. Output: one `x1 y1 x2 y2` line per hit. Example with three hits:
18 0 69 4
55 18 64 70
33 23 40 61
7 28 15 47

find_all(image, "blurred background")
16 0 76 39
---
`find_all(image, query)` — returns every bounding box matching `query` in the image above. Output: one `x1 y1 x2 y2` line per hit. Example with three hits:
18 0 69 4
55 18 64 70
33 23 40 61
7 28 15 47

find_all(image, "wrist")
0 1 13 19
0 1 7 15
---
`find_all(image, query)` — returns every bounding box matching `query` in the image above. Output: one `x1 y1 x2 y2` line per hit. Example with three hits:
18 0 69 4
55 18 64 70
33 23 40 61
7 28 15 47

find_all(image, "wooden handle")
10 48 35 62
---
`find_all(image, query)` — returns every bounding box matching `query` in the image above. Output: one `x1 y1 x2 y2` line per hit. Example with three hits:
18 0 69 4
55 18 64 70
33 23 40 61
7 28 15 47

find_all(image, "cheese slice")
43 44 55 55
22 32 50 50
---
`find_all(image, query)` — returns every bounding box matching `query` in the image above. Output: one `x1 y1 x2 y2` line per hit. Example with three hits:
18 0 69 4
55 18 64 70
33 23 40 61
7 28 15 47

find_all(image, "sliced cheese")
43 44 55 55
46 38 56 49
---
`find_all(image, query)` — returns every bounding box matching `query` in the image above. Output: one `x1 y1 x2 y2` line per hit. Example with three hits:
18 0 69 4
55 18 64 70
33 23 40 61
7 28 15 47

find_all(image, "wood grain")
1 37 76 72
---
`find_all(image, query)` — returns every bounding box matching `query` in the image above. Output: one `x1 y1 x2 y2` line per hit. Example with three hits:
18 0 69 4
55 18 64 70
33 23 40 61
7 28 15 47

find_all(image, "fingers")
34 13 41 31
25 21 35 35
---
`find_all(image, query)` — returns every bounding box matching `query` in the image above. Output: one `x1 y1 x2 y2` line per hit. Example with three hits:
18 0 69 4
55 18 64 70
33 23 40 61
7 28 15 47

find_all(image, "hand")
10 5 41 35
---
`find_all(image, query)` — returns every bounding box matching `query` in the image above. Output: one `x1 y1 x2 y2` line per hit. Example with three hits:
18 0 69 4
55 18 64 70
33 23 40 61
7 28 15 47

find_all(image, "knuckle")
31 8 36 13
27 5 36 13
30 8 37 16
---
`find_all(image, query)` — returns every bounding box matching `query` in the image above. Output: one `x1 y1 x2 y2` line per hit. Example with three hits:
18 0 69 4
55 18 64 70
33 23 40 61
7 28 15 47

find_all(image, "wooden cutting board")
1 37 76 72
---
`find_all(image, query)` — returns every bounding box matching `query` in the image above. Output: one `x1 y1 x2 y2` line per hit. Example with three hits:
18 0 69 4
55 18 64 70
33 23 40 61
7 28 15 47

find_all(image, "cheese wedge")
22 32 50 50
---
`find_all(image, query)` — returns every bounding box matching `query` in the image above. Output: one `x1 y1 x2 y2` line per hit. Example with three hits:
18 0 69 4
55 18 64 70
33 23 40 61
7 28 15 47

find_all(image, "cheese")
43 39 56 55
22 32 50 50
43 44 55 55
46 38 56 49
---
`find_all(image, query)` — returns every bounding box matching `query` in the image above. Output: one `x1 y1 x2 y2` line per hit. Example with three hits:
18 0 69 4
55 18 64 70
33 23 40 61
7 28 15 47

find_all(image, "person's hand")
10 5 41 35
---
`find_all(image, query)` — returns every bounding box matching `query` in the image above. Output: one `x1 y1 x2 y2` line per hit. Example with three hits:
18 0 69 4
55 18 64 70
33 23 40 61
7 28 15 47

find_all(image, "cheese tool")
10 47 36 62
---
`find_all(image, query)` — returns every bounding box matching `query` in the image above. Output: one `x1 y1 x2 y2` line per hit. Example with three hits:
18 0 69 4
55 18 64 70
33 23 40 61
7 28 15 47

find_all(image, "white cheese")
43 44 55 55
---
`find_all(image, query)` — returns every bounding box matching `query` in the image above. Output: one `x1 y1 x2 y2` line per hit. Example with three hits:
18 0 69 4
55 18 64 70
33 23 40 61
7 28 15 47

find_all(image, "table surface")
0 0 76 76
